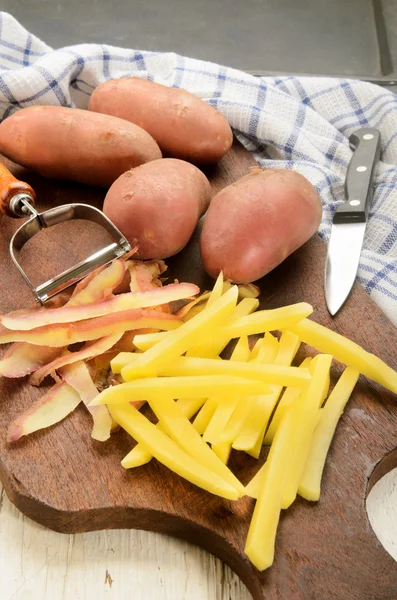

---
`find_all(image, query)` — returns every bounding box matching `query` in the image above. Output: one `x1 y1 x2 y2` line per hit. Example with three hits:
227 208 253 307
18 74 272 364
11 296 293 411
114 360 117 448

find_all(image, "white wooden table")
1 470 396 600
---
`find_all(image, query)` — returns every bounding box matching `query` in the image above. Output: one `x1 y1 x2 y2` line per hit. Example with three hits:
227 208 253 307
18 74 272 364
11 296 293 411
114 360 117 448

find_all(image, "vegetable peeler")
0 161 131 304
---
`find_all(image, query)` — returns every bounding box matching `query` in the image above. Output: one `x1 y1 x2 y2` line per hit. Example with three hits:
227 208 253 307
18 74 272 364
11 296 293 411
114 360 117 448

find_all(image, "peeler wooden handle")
0 160 36 218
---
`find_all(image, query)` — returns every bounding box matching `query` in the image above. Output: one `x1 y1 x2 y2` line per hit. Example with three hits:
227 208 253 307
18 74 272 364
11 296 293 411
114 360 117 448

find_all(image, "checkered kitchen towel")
1 12 397 325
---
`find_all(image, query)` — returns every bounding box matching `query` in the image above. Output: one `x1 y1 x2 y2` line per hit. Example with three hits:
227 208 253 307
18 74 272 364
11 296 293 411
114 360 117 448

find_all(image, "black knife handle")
333 128 381 224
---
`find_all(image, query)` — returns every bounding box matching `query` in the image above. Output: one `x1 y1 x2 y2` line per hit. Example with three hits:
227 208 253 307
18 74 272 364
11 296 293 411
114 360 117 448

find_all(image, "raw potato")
103 158 211 259
88 78 233 163
200 169 322 283
0 106 161 186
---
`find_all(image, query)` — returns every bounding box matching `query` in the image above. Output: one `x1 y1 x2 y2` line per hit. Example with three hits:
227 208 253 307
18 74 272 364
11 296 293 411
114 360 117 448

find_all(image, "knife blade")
324 127 381 316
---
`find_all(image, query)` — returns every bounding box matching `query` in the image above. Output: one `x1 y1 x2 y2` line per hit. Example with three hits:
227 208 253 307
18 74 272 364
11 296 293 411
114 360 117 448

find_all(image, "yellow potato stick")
263 386 302 445
204 398 239 444
250 332 279 364
235 330 301 454
249 337 262 361
186 297 259 358
245 462 266 499
154 356 311 388
244 463 281 571
108 403 239 500
203 336 250 443
298 367 359 501
121 397 206 469
186 302 311 359
176 291 211 319
212 441 232 464
288 318 397 395
274 330 301 367
181 303 207 322
222 281 233 294
111 351 136 374
133 331 167 352
121 285 239 379
133 298 258 359
264 357 312 445
121 447 152 469
244 404 297 570
219 396 256 444
281 354 333 509
193 398 218 434
90 375 270 406
237 283 260 299
148 396 245 495
232 394 277 457
230 335 250 363
224 302 313 338
206 271 224 308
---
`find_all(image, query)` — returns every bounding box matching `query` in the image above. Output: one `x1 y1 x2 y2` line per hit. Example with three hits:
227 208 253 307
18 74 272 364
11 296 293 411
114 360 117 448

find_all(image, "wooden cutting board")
1 142 397 600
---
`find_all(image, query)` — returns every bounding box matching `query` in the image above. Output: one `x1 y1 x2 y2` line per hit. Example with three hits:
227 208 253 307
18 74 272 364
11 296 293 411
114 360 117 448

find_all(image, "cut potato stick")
192 398 218 434
0 342 61 378
108 402 240 500
288 318 397 395
132 297 259 355
7 382 81 442
131 331 166 353
148 396 245 495
149 356 311 388
264 357 312 445
298 366 359 501
212 441 232 464
238 283 260 299
0 309 181 347
281 354 333 509
2 283 199 331
90 375 270 405
187 301 308 359
230 335 250 363
203 336 250 443
120 286 239 379
231 332 297 455
121 397 205 468
224 302 312 338
244 401 297 570
250 332 279 364
206 272 224 307
59 360 114 442
232 394 278 457
249 338 262 361
219 396 257 444
244 463 281 571
30 333 123 386
235 331 301 453
203 399 239 444
176 291 211 319
220 333 280 449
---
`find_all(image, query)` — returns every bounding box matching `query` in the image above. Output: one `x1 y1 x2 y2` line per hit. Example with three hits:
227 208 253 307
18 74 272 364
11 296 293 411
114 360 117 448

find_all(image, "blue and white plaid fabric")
1 12 397 324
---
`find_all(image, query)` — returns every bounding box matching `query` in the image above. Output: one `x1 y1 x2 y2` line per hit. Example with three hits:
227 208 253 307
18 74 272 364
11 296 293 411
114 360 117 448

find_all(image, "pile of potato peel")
1 256 397 571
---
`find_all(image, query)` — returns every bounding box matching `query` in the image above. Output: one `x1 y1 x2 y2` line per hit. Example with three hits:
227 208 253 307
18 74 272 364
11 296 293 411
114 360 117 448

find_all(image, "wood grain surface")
0 142 397 600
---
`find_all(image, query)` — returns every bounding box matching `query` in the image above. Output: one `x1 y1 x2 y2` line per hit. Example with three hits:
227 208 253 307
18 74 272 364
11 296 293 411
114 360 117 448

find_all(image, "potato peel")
7 381 81 442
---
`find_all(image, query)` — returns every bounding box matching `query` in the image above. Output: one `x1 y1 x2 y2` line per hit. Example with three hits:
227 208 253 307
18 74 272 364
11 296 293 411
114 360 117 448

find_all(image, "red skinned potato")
88 78 233 164
0 106 161 186
200 169 322 284
103 158 211 259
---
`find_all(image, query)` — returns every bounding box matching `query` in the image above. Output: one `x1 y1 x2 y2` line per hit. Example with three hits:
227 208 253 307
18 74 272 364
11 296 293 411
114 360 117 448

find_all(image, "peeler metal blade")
10 200 131 304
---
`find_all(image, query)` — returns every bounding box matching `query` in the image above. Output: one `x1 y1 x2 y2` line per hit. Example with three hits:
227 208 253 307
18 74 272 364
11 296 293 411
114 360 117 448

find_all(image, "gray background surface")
2 0 397 85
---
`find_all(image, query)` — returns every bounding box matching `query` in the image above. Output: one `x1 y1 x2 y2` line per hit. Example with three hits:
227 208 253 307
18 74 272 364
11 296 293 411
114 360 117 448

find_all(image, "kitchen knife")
324 128 381 316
